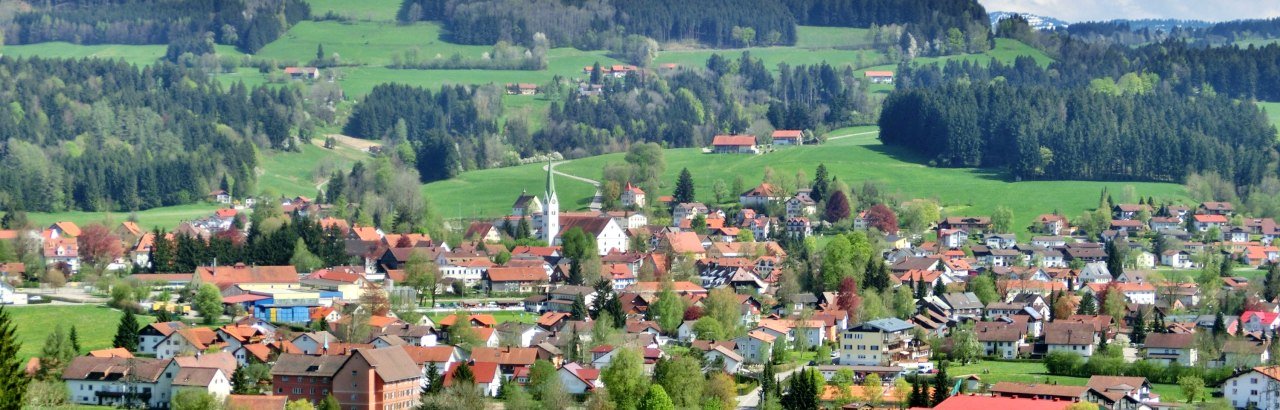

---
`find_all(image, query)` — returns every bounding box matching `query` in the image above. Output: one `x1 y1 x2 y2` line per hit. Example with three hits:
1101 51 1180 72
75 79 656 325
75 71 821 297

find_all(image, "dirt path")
543 161 603 212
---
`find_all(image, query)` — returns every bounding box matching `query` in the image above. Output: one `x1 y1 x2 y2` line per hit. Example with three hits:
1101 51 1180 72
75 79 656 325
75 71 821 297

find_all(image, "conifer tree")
1131 308 1148 344
811 164 830 202
570 294 588 321
0 307 29 406
932 361 951 405
673 168 696 204
69 325 81 354
113 309 140 351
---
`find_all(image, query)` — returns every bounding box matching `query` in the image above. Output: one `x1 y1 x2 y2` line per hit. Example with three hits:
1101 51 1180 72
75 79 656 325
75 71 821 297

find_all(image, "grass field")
546 126 1186 236
1260 101 1280 137
6 305 156 361
422 161 600 220
258 143 369 197
425 310 537 325
862 38 1053 75
256 21 492 67
308 0 402 21
2 43 244 66
24 203 223 232
947 361 1186 402
794 26 873 49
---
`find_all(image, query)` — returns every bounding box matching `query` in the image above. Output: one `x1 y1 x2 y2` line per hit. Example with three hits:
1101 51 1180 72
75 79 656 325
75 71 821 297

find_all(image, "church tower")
542 159 560 243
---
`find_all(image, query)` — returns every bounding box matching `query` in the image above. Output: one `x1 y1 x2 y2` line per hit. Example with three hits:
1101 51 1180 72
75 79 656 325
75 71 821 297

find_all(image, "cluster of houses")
20 149 1280 410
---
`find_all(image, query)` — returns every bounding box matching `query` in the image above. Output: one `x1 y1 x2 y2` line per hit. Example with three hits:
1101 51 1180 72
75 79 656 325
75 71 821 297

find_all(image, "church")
529 161 628 256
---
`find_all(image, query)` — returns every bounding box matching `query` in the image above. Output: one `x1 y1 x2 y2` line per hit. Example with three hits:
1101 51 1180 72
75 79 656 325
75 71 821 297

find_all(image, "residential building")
710 135 758 154
1141 333 1196 366
838 318 918 366
1224 366 1280 410
63 356 178 408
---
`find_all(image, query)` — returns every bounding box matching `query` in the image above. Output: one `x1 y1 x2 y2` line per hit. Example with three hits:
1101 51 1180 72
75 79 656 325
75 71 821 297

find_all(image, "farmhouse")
710 135 758 154
864 70 894 84
771 129 804 145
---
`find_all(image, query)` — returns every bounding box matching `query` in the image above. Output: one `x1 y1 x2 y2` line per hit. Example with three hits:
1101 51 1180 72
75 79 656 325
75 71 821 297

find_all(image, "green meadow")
947 361 1185 402
7 305 155 361
421 161 600 220
307 0 403 21
1 43 244 66
543 126 1188 233
24 203 224 232
257 143 370 198
1260 101 1280 137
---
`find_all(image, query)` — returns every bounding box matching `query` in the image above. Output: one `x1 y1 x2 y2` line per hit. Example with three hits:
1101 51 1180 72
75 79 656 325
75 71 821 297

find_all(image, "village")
3 158 1280 410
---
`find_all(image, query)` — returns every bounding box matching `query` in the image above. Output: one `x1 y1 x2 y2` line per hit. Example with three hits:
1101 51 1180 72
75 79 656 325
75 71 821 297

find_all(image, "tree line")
878 81 1276 186
0 57 305 212
5 0 309 53
343 83 502 183
397 0 797 49
783 0 992 55
534 52 873 158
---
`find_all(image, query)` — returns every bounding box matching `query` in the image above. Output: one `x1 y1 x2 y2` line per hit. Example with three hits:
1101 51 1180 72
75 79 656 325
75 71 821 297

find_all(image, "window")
293 388 302 394
283 376 290 382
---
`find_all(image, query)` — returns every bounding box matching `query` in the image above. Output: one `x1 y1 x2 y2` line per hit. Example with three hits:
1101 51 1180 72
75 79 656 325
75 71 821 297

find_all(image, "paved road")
826 130 879 141
737 367 800 409
543 161 603 211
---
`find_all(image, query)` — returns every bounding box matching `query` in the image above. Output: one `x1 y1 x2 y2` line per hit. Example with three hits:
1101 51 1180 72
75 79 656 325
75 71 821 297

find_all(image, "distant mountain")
989 11 1070 31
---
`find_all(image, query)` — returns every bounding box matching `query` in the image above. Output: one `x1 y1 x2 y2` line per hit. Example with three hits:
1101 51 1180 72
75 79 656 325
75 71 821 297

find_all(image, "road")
543 161 603 212
826 130 879 141
736 367 800 409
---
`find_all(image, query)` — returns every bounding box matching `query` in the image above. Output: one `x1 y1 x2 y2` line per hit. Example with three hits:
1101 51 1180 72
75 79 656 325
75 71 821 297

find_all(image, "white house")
0 282 27 305
739 183 784 209
1142 333 1197 366
138 322 186 355
557 216 629 256
558 362 603 394
734 330 776 364
1161 250 1194 269
64 357 178 408
291 331 339 355
621 183 646 208
1223 365 1280 410
704 346 743 374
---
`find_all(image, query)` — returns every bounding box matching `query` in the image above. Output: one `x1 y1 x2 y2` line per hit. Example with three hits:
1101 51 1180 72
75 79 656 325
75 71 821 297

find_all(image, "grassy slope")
258 143 368 197
421 162 600 219
1260 101 1280 137
948 361 1184 402
307 0 402 21
546 127 1187 232
1 43 244 66
25 203 223 232
7 305 155 361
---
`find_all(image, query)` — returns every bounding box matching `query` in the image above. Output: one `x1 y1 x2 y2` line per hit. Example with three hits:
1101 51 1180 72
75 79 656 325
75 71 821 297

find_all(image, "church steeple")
542 158 560 243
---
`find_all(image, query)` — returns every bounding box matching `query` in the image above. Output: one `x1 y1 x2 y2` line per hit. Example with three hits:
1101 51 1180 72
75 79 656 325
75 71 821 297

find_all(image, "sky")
979 0 1280 23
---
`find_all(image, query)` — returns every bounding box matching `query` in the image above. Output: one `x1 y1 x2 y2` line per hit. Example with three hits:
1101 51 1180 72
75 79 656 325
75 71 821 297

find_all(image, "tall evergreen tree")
1213 311 1227 337
113 309 140 351
1106 240 1125 279
1078 294 1097 315
673 168 696 204
810 163 829 202
570 294 588 321
931 361 951 405
1131 308 1148 344
1266 264 1280 302
39 324 75 380
0 307 28 406
69 325 81 354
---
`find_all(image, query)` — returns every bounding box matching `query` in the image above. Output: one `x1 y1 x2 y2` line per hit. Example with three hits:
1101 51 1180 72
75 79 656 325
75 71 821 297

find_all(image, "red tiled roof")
771 130 803 139
195 264 298 286
711 135 756 147
864 70 894 77
487 266 547 282
445 361 500 384
933 395 1072 410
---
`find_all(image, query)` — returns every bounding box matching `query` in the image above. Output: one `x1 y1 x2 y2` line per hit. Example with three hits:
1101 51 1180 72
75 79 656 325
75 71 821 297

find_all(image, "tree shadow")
860 142 1014 183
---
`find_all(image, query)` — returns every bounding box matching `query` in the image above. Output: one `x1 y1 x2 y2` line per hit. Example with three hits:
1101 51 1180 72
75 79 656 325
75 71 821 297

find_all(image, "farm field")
947 361 1185 402
6 305 155 361
543 126 1188 235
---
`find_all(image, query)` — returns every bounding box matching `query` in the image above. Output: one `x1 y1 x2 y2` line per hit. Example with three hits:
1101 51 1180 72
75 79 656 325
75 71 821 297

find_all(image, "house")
227 395 288 410
1036 214 1068 235
271 353 344 403
739 183 784 208
195 264 299 290
155 327 219 359
208 190 232 204
0 282 25 305
785 217 812 239
445 361 502 397
621 183 646 208
138 322 187 355
511 192 543 217
864 70 894 84
470 347 538 376
940 216 991 234
785 191 818 218
710 135 758 154
485 266 549 294
1161 250 1193 268
989 382 1097 403
734 330 776 364
985 234 1017 250
1086 375 1157 404
1241 311 1280 333
555 215 629 256
44 238 80 273
1199 201 1235 216
557 362 602 394
937 229 969 249
838 318 918 366
464 222 502 243
171 354 236 400
506 83 538 95
1216 339 1270 369
1223 366 1280 409
974 322 1027 359
1194 214 1228 231
403 346 463 387
771 130 804 145
284 67 320 80
330 346 422 409
300 267 367 300
371 324 439 347
1113 204 1149 220
704 345 743 374
63 356 178 408
1043 322 1097 357
1142 333 1197 366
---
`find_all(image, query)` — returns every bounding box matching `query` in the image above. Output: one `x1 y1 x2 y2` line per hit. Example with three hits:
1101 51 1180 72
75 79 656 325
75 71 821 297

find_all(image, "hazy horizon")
980 0 1280 23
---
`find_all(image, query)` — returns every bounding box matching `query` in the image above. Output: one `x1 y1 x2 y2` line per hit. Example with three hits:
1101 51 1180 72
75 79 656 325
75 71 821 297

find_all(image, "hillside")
423 126 1190 232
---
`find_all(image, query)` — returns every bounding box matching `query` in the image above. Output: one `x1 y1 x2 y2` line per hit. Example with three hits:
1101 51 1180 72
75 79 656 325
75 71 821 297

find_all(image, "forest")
535 53 873 158
878 80 1276 186
0 57 305 212
397 0 989 55
343 83 503 183
4 0 311 53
